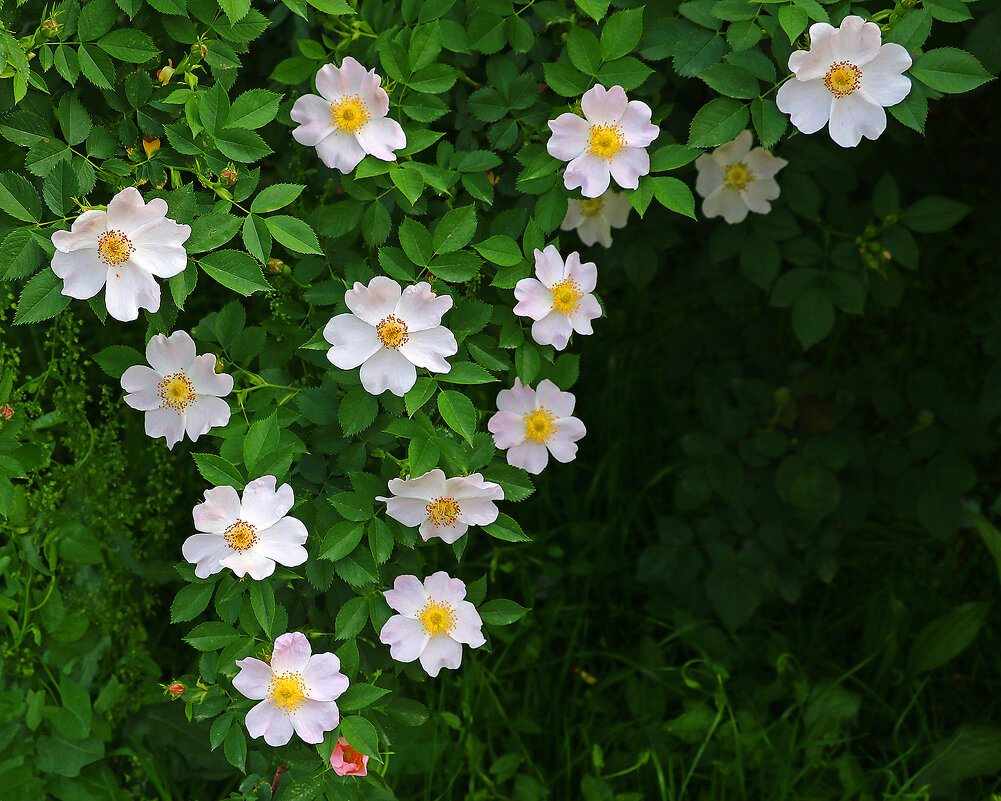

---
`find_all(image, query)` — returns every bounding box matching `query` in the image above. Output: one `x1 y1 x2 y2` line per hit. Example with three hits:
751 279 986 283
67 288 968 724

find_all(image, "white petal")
712 130 753 164
314 129 367 173
418 636 463 677
122 363 160 398
233 657 272 700
246 700 294 746
561 201 584 231
745 149 787 180
616 100 659 147
582 83 628 124
507 441 549 474
291 94 336 146
144 407 185 449
240 475 293 530
571 294 602 335
790 23 835 81
147 330 196 373
420 519 468 543
534 245 566 287
830 15 881 67
181 533 231 578
564 152 611 199
548 416 586 463
565 251 597 293
861 44 912 107
379 614 430 662
828 93 886 148
344 276 403 325
513 278 554 321
603 191 632 228
105 261 160 321
776 79 833 135
384 574 429 616
193 485 241 532
183 396 231 442
386 469 447 499
609 146 649 191
106 187 165 234
314 64 345 100
51 251 106 299
445 474 504 501
219 548 276 579
253 517 309 566
271 632 312 673
531 313 573 350
703 186 749 224
546 113 590 161
357 68 391 117
302 653 348 701
187 354 233 397
695 154 724 198
494 377 536 415
355 116 406 161
128 243 188 279
359 347 417 396
292 699 340 744
324 314 382 369
51 210 107 252
424 570 467 604
535 379 576 418
575 217 612 247
455 497 499 526
488 410 527 450
122 387 162 412
334 56 372 96
394 282 452 331
451 601 486 647
743 179 779 213
385 495 431 527
128 216 190 247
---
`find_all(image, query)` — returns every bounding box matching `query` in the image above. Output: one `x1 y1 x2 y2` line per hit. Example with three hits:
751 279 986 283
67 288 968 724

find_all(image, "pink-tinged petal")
233 657 273 699
253 517 309 566
531 313 573 350
571 294 602 335
105 261 160 321
52 210 107 252
271 632 313 674
790 23 835 81
547 415 586 463
702 186 749 224
424 570 467 604
743 179 780 214
564 152 611 198
711 130 753 166
513 278 554 321
314 129 367 173
534 245 566 287
51 251 106 300
386 469 447 499
183 396 231 442
122 387 162 412
444 473 504 501
291 94 336 146
419 519 468 544
495 377 537 415
581 84 627 125
455 497 500 526
565 251 597 293
418 635 463 677
181 533 231 578
861 44 912 107
106 187 166 234
547 113 590 161
355 116 406 161
609 146 649 191
144 407 185 449
776 79 833 135
359 347 417 396
830 15 881 67
451 600 486 647
302 653 348 701
146 330 196 373
695 154 724 198
331 738 369 776
394 282 452 331
358 71 391 117
488 410 527 450
507 441 549 474
193 485 241 532
385 496 433 528
219 548 276 580
129 215 190 247
616 100 659 147
324 314 382 370
561 201 584 232
828 93 885 148
384 574 430 616
535 379 576 418
314 64 344 100
745 149 787 180
335 56 371 96
128 244 188 279
292 699 340 744
345 276 403 325
246 699 294 746
379 614 430 662
240 475 294 530
187 354 234 397
604 190 632 228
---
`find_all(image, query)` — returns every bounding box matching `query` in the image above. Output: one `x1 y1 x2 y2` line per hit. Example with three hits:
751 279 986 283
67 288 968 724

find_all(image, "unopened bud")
214 358 226 374
157 60 174 86
219 166 238 187
0 405 12 421
190 42 208 59
882 250 892 261
167 683 185 699
267 258 285 274
40 19 60 39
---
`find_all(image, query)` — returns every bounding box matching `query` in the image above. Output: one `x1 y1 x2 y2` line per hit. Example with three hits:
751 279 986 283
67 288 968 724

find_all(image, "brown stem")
271 763 287 792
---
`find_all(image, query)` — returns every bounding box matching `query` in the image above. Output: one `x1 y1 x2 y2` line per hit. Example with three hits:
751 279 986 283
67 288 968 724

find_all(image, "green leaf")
242 215 272 263
575 0 610 23
399 218 434 266
474 235 523 266
652 176 695 218
187 211 242 253
698 63 759 99
778 5 808 43
307 0 353 12
479 598 529 625
35 734 104 777
484 512 531 542
191 453 246 489
688 98 749 148
908 602 990 674
199 250 272 295
901 196 970 233
650 144 701 171
54 676 92 739
750 98 788 149
911 48 993 94
338 683 390 711
227 89 282 129
223 726 247 772
218 0 251 24
437 390 477 444
889 85 928 133
405 378 437 415
596 56 654 91
335 595 369 639
250 580 276 637
339 715 380 758
439 361 496 384
14 270 70 325
244 413 280 472
97 30 159 62
0 228 44 280
339 387 378 435
321 522 365 561
568 27 602 76
184 621 240 651
265 215 322 254
600 7 644 61
886 8 933 52
57 95 92 145
0 172 41 222
791 288 835 350
429 251 481 283
390 163 424 205
215 128 273 163
433 206 477 254
94 345 144 378
171 582 215 622
543 62 591 97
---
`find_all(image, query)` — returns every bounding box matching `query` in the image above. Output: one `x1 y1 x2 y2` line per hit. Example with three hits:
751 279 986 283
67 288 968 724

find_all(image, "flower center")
157 372 195 411
579 197 605 217
586 123 625 161
824 61 861 98
224 520 258 551
342 743 366 769
376 315 409 349
418 599 456 638
523 408 557 443
268 671 308 714
97 230 135 267
723 161 754 191
331 94 371 133
425 497 460 527
550 278 582 316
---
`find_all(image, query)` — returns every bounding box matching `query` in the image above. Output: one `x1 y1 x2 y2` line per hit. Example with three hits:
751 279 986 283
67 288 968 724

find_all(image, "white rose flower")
694 130 787 224
376 469 504 544
50 187 190 322
323 277 458 397
560 189 632 248
120 330 233 449
182 475 309 580
379 572 486 677
775 15 912 148
547 84 660 198
290 57 407 173
513 245 601 351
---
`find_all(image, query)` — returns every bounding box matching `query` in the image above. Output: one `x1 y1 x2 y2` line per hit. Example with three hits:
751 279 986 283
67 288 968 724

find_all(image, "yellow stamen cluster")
268 671 308 715
97 230 135 268
824 61 861 98
376 315 409 349
579 197 605 218
425 497 460 527
550 278 583 316
586 123 625 161
523 408 557 443
723 162 754 191
157 372 195 411
331 94 371 133
224 520 258 551
418 599 456 638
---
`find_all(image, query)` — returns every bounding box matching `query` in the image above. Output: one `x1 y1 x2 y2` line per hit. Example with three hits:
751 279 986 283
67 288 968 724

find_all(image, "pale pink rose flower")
487 378 585 475
376 468 504 544
330 737 369 776
547 84 660 198
323 277 457 397
50 187 190 321
233 632 348 746
513 245 601 351
695 130 787 224
182 475 308 580
560 188 632 248
290 57 407 173
121 330 233 449
776 15 912 148
379 571 485 677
